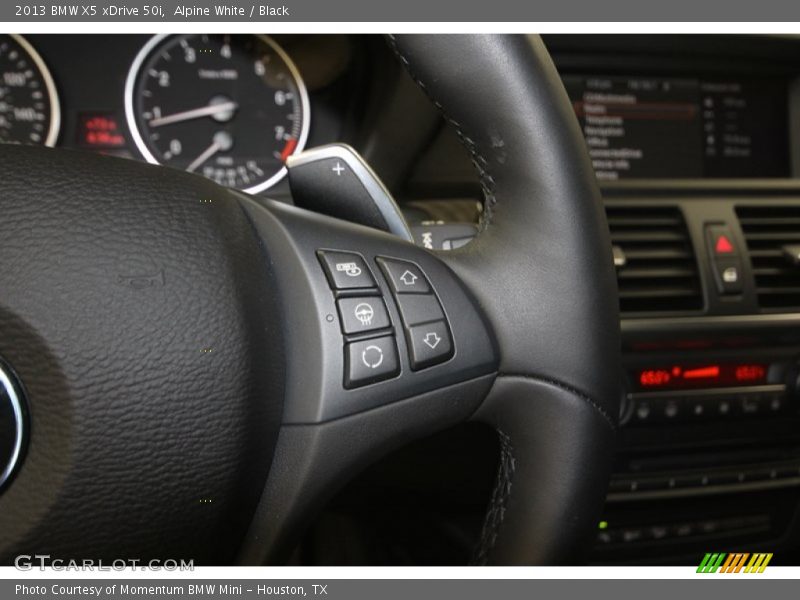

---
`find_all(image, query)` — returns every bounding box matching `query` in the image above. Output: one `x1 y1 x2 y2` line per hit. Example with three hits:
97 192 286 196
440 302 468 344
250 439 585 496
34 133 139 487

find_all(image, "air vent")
737 205 800 310
606 205 703 315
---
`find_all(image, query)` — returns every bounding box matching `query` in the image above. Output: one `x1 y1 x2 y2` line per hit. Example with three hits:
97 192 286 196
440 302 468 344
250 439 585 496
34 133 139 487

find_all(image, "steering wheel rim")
0 34 619 566
386 34 621 563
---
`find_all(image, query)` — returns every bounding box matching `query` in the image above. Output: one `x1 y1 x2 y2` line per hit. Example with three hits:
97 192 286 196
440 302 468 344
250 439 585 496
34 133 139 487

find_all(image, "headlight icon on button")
335 262 362 277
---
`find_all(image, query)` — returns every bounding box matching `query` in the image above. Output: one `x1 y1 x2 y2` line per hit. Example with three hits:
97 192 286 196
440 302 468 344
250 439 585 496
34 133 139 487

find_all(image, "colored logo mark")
697 552 773 573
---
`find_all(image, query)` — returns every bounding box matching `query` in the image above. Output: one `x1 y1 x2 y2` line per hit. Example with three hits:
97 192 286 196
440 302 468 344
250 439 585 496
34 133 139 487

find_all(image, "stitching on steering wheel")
386 34 497 232
471 429 515 565
470 374 614 564
499 372 617 432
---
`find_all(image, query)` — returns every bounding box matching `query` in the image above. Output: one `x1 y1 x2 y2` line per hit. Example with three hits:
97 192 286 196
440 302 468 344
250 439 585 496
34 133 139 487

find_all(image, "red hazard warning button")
715 234 734 254
706 225 739 257
705 224 744 295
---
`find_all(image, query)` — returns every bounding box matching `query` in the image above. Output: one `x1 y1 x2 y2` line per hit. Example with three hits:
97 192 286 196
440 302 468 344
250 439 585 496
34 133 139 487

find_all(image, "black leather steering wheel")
0 34 619 565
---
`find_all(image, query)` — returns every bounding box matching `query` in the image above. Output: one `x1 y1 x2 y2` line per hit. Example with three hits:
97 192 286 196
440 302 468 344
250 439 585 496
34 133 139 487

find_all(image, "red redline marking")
280 138 298 162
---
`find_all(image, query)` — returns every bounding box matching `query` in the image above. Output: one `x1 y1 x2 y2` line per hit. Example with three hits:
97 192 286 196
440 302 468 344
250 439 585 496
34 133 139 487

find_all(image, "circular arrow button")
361 345 384 369
344 336 400 389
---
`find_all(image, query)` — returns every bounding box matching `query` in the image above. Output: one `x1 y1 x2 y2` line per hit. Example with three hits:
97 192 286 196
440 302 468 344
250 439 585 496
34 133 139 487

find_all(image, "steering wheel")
0 34 619 565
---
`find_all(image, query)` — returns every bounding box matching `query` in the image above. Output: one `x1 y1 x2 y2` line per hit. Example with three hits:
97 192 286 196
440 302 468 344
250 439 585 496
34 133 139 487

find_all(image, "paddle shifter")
286 143 413 241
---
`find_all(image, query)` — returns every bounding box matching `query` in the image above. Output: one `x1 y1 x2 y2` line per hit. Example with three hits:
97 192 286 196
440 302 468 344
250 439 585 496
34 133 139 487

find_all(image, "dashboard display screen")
634 363 769 391
563 75 791 179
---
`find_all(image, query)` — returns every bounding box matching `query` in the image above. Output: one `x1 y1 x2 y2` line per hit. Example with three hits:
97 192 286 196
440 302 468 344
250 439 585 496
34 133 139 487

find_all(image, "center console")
536 36 800 564
592 186 800 565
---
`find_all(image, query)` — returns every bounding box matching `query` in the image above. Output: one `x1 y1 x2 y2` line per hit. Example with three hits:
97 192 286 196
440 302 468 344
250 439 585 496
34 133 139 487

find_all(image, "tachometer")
0 34 60 146
125 34 310 193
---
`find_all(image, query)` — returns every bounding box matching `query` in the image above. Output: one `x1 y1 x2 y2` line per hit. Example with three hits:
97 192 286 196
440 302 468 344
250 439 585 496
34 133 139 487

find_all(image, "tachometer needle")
148 101 238 128
186 141 222 173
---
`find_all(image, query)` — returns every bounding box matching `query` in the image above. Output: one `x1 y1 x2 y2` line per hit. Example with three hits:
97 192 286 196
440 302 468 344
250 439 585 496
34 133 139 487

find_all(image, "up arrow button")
400 270 419 286
377 258 430 294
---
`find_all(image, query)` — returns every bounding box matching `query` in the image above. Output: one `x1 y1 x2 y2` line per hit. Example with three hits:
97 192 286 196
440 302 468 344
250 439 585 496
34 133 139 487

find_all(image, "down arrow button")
407 321 453 370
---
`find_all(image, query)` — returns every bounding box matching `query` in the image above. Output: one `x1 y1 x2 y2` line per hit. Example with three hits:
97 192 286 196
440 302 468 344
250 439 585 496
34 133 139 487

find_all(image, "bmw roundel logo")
0 359 27 493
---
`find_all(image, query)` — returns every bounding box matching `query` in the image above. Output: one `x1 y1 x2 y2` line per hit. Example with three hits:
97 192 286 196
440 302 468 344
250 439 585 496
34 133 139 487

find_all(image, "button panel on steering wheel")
317 250 457 389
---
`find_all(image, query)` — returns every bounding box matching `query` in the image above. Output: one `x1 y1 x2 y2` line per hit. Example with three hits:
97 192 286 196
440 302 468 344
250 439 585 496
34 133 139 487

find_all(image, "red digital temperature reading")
637 363 767 390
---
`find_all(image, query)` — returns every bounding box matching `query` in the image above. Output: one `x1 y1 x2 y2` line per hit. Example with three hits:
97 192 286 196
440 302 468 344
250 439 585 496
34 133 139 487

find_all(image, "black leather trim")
499 372 618 432
471 375 617 565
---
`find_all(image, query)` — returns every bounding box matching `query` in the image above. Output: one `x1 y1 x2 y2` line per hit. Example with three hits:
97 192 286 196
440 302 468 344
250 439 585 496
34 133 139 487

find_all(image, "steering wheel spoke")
241 196 498 423
234 194 498 562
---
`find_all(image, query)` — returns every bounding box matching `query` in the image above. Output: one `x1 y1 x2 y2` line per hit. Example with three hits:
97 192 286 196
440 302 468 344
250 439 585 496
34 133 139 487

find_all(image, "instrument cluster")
2 34 360 194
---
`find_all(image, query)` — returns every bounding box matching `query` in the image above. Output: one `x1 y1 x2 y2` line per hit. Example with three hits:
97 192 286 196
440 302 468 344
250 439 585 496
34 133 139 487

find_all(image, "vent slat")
610 231 686 243
747 249 784 258
738 217 800 226
617 268 696 280
606 216 683 227
737 205 800 310
739 232 800 242
753 287 800 295
752 268 796 276
618 288 701 299
623 249 692 260
607 206 702 315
